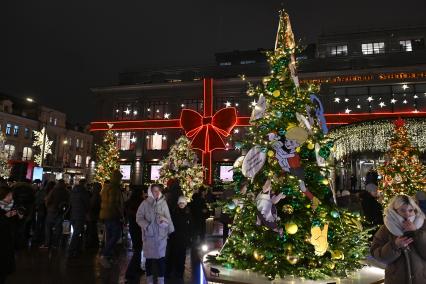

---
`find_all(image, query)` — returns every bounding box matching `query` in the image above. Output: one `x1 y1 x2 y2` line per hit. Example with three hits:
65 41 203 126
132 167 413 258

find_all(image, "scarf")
0 200 13 212
384 207 424 237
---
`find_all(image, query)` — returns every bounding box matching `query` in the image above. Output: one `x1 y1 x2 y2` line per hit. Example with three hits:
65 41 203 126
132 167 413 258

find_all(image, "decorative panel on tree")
211 10 370 280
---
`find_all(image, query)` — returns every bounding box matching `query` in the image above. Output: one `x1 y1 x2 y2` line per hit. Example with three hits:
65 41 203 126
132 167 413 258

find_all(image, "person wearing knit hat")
165 195 191 281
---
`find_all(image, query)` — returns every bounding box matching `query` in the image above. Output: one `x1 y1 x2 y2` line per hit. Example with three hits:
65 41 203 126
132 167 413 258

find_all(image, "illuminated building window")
146 132 167 150
13 125 19 137
85 156 91 167
362 42 385 55
328 45 348 56
240 60 256 64
24 128 30 139
400 40 412 52
143 101 168 119
22 147 32 161
4 144 15 159
117 132 136 151
5 124 11 136
219 62 231 66
114 102 140 120
75 155 82 167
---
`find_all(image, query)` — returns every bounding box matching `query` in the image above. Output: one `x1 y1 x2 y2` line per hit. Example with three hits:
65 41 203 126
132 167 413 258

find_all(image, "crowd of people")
1 168 426 284
0 171 211 284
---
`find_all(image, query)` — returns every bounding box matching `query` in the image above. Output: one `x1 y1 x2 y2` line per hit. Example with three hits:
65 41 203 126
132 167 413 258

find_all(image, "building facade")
0 95 94 182
91 26 426 188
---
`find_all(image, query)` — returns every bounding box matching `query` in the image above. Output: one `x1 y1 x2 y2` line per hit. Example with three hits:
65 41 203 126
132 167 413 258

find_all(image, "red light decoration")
394 117 405 128
90 78 250 184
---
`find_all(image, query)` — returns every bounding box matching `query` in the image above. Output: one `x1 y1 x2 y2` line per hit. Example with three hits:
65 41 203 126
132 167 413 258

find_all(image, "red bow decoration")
180 108 237 152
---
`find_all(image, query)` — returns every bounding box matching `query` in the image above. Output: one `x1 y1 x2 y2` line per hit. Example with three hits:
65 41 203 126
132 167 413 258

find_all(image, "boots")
157 277 165 284
146 275 154 284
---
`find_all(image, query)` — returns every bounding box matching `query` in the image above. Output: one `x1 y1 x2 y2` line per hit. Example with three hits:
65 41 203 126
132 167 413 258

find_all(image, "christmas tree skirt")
203 257 384 284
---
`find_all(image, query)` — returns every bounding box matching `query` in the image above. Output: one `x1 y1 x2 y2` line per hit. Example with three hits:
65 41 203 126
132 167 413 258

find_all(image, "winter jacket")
12 182 35 218
136 191 174 259
371 222 426 284
169 206 192 247
99 182 123 221
45 182 69 216
87 188 101 222
69 185 90 221
359 191 383 226
0 208 16 277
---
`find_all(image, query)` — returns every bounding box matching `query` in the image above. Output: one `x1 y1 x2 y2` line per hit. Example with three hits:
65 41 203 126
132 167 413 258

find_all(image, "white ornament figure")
242 146 266 179
250 94 267 122
268 133 291 172
256 179 285 235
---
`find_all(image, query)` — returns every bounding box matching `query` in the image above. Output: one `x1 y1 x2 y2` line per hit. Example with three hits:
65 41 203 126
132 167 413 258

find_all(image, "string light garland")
0 132 11 177
328 118 426 160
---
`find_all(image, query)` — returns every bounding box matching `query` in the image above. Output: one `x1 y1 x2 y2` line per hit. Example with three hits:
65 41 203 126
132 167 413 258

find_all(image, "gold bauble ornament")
285 222 298 235
272 90 281 97
253 250 264 261
307 142 315 150
284 243 294 252
325 261 335 270
321 179 329 185
331 250 344 260
267 150 275 157
296 147 301 153
282 204 294 214
285 254 299 265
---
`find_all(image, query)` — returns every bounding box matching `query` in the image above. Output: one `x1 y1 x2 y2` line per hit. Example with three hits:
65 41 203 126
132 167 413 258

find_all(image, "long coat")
136 195 174 259
0 208 16 277
371 222 426 284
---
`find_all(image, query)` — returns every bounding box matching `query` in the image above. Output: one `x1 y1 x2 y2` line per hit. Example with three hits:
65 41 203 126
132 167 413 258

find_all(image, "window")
24 128 30 139
13 125 19 137
143 101 168 119
114 102 140 120
76 138 80 148
240 60 256 64
219 62 231 66
75 155 82 167
362 42 385 55
146 132 167 150
85 156 91 167
327 45 348 56
53 118 57 126
49 116 53 124
80 139 84 149
400 40 412 52
22 147 32 161
117 132 136 151
4 144 15 159
5 124 11 136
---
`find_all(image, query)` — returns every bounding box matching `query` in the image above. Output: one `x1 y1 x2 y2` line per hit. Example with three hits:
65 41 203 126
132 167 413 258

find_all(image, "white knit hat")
177 196 188 205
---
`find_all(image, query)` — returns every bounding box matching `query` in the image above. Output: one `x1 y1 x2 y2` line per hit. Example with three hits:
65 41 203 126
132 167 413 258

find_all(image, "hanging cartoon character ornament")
256 179 286 235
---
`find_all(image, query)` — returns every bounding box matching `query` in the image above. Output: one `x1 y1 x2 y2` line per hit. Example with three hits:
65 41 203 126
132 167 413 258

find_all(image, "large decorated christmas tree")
378 118 426 205
94 128 120 185
214 11 370 280
158 136 204 200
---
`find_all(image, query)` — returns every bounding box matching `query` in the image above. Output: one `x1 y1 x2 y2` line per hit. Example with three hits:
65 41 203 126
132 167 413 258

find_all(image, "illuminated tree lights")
157 136 204 200
378 119 426 205
0 133 11 177
33 127 53 166
212 11 370 280
94 129 120 185
328 118 426 160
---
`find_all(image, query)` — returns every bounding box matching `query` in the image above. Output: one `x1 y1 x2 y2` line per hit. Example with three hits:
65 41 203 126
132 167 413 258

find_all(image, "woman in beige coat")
371 195 426 284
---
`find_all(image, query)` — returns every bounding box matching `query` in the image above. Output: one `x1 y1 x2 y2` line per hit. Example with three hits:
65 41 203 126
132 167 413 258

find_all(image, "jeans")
101 219 121 257
68 219 85 255
146 258 165 277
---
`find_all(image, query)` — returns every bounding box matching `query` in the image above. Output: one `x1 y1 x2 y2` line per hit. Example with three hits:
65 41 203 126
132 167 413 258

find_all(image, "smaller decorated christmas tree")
0 132 11 178
94 128 120 185
378 118 426 205
158 136 204 200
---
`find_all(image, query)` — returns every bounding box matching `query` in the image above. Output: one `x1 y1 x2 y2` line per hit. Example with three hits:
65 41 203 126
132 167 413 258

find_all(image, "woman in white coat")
136 184 174 284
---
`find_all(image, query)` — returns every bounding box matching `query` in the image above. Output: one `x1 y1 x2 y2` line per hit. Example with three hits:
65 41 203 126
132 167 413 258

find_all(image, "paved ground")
6 219 224 284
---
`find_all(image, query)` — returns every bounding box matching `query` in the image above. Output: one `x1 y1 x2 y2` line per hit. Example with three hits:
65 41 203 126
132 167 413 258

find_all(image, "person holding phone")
371 195 426 284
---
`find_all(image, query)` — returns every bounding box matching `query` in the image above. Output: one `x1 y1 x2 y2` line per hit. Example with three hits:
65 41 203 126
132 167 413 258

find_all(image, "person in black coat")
0 186 21 284
359 190 383 228
124 187 145 282
166 196 191 281
68 179 90 257
12 182 35 249
190 189 209 243
86 182 101 249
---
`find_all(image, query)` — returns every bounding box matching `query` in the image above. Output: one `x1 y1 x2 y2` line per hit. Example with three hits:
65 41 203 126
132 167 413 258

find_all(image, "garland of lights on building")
328 118 426 160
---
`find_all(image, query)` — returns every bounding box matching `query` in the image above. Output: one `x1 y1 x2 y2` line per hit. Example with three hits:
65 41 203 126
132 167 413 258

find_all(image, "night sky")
1 0 425 124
